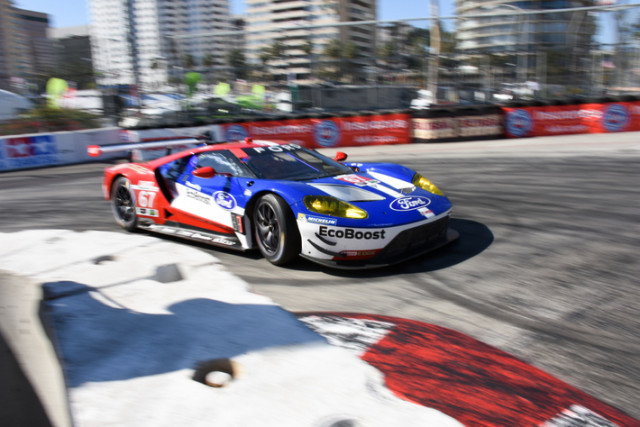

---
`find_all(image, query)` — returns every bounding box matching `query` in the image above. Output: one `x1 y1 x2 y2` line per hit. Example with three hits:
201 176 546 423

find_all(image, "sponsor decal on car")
136 208 159 217
186 189 211 205
137 190 157 208
298 213 338 226
318 226 386 240
213 191 236 210
390 196 431 212
185 181 201 191
250 143 301 154
147 224 237 246
132 181 159 191
335 174 378 186
418 207 435 218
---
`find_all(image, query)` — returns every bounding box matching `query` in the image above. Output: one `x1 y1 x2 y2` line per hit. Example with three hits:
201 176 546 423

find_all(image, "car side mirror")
334 151 348 162
192 166 217 178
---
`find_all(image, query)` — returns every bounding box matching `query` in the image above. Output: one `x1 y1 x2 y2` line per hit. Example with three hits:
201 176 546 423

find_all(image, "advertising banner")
222 112 412 149
336 112 412 147
412 117 457 141
455 114 503 138
503 101 640 138
0 128 122 172
0 134 59 171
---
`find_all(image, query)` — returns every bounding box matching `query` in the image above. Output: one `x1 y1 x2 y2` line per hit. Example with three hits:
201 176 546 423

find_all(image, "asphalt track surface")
1 133 639 421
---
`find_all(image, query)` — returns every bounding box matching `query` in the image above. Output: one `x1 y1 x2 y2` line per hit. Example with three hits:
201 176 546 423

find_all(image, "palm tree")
226 48 247 80
202 53 214 85
183 54 197 70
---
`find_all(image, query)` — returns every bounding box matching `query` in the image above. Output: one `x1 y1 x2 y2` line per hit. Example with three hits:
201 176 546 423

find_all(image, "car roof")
144 139 295 168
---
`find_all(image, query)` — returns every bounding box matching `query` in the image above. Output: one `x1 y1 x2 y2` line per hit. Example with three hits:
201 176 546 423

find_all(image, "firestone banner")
503 102 640 138
223 113 412 149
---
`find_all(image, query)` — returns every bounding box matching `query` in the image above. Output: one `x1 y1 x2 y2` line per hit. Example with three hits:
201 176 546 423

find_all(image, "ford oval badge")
214 191 236 210
390 196 431 212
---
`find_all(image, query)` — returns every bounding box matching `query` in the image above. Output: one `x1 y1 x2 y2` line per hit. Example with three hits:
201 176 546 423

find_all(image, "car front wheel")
253 193 300 265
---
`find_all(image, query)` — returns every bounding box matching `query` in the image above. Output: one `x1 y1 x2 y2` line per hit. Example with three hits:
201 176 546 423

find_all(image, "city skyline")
14 0 455 29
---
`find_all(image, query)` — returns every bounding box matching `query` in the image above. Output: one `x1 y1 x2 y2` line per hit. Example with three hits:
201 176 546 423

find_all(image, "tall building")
456 0 596 81
0 0 54 91
0 0 17 90
245 0 376 83
49 26 95 90
89 0 233 91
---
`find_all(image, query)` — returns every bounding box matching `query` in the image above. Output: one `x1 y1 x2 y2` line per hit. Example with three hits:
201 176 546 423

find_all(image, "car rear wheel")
111 177 138 231
253 193 300 265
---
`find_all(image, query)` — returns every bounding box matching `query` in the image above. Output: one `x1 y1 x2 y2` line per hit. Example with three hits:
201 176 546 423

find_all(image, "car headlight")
412 173 444 196
304 195 368 219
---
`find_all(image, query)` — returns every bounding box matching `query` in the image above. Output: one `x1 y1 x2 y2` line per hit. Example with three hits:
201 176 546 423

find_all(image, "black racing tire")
110 176 138 231
253 193 301 265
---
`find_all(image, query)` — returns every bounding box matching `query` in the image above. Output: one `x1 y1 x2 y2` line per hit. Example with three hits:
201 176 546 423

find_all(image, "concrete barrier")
3 95 640 173
0 128 122 172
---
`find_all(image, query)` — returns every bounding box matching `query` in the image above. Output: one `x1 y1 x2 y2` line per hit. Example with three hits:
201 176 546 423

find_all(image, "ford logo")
213 191 236 210
390 196 431 211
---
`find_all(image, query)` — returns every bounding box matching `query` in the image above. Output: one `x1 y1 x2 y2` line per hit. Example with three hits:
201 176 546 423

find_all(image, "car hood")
299 173 452 227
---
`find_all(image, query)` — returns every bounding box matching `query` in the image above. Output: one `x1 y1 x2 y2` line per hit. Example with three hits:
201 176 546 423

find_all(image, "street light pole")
428 0 440 101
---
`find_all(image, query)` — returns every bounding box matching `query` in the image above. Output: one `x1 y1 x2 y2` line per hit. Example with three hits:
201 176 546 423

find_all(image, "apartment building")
0 0 54 91
456 0 596 81
89 0 233 91
245 0 376 83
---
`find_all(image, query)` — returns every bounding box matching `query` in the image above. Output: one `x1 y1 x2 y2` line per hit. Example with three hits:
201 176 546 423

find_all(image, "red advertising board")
503 101 640 138
222 112 412 149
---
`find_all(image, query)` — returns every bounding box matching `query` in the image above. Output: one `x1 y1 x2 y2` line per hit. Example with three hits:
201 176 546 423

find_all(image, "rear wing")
87 137 202 162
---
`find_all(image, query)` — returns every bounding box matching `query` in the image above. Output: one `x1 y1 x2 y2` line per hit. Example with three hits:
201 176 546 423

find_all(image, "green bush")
0 107 102 136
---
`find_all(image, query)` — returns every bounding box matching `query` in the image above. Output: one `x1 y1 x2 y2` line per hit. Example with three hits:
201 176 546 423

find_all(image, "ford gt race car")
91 139 457 268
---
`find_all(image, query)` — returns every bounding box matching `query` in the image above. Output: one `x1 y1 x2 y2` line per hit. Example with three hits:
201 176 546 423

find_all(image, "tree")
320 39 359 82
226 48 247 80
378 42 396 67
203 53 215 84
183 54 197 69
259 41 286 81
321 39 343 80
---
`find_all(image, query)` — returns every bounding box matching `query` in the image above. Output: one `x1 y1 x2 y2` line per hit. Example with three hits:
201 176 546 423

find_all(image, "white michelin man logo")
603 104 629 132
314 120 341 147
505 109 533 137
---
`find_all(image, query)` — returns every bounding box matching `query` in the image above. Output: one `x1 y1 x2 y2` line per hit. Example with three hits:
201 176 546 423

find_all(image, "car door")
161 150 250 236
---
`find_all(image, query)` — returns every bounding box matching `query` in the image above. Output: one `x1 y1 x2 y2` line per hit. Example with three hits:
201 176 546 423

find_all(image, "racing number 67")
138 191 156 208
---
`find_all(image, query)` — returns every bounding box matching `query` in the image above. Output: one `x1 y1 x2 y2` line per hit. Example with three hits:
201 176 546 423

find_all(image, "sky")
14 0 619 43
13 0 454 29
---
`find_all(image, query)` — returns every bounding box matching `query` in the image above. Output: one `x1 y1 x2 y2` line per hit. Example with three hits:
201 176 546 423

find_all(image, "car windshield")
242 146 353 180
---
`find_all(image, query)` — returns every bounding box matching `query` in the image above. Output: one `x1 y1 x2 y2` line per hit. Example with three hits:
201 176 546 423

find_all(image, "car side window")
159 155 192 182
196 151 250 177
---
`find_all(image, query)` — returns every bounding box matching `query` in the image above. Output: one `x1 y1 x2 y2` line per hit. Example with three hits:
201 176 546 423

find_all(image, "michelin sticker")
299 214 338 226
